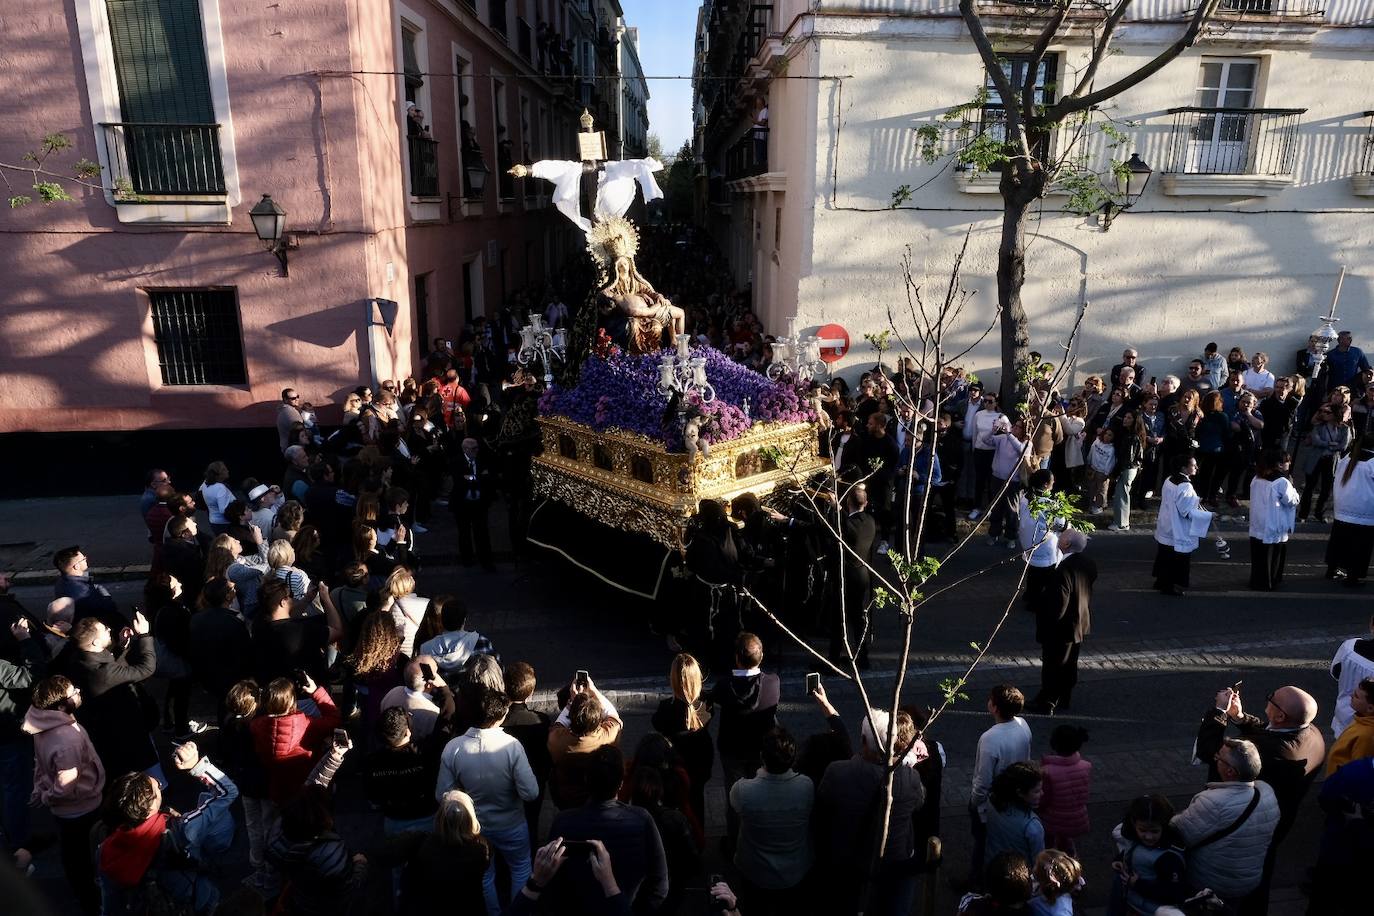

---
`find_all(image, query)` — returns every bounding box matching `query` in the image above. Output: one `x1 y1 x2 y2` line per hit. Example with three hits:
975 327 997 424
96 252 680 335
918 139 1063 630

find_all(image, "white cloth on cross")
528 157 664 234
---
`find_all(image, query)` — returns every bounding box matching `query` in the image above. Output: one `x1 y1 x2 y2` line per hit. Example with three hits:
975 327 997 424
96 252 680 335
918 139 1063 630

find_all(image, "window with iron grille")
148 288 247 386
979 53 1059 168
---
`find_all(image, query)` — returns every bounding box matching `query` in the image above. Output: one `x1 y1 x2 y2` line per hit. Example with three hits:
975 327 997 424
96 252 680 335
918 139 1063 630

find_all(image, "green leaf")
73 158 102 179
8 195 33 208
42 132 73 152
890 184 914 208
33 181 72 203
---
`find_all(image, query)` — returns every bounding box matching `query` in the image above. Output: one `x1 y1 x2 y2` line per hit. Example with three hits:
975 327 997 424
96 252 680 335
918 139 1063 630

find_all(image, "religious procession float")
509 113 828 597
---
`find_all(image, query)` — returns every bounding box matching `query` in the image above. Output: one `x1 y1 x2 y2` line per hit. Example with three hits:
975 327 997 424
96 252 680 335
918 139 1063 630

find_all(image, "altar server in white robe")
1248 447 1300 591
1153 454 1213 596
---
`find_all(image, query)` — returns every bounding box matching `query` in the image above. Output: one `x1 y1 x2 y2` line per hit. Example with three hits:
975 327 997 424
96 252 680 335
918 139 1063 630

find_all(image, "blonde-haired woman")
652 652 714 823
342 392 363 425
375 790 489 911
267 538 311 600
200 460 235 534
384 566 429 656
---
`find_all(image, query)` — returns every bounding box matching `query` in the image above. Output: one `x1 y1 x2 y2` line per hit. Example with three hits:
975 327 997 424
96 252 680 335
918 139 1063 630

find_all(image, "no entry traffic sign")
815 323 849 364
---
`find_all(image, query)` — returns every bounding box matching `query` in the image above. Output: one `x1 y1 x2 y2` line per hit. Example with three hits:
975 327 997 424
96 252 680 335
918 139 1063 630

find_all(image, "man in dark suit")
1027 530 1096 715
450 436 496 570
1196 682 1325 915
709 631 780 845
545 745 669 914
830 485 877 668
1110 348 1147 390
860 413 900 551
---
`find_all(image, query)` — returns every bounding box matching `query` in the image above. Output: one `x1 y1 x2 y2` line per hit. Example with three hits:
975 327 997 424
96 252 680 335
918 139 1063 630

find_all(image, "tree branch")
959 0 1033 162
1053 0 1223 118
1069 0 1133 100
1021 2 1070 125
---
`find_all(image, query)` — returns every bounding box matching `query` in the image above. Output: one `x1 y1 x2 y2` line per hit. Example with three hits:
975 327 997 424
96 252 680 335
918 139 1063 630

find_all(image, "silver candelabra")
516 314 566 385
658 334 715 404
767 317 827 385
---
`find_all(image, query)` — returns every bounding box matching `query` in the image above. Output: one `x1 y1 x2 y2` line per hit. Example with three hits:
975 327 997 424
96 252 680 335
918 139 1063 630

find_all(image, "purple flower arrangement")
538 345 816 452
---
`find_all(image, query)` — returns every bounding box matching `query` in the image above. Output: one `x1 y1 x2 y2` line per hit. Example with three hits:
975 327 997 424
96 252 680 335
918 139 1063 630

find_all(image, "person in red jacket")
250 674 340 807
1038 725 1092 855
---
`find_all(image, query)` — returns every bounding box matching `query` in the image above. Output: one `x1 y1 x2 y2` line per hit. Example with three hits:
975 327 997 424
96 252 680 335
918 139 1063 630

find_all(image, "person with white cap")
248 483 281 536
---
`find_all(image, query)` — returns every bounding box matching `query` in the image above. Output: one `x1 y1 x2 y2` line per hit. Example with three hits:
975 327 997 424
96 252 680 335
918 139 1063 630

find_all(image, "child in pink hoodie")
23 675 105 914
1038 724 1092 855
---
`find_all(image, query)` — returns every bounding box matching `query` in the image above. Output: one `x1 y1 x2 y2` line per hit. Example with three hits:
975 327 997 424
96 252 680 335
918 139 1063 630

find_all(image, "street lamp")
249 193 290 276
1101 152 1153 231
464 158 490 200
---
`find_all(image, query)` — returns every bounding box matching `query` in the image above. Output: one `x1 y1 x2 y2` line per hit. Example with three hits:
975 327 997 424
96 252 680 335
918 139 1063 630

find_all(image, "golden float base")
532 415 828 548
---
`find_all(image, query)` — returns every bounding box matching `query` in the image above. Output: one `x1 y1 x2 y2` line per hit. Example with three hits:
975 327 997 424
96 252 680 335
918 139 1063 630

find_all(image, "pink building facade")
0 0 618 440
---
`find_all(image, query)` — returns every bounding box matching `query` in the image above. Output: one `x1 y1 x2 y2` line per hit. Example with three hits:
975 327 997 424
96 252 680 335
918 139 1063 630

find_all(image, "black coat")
709 672 780 766
161 538 207 601
60 636 159 776
188 606 253 705
450 450 496 506
840 510 877 584
1036 552 1097 645
1195 709 1326 841
502 702 553 786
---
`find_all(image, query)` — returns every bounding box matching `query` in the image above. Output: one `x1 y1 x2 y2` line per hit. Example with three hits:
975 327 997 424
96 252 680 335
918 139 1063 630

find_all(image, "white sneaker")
1143 490 1154 499
968 508 983 521
986 536 999 547
876 540 891 555
1004 539 1018 550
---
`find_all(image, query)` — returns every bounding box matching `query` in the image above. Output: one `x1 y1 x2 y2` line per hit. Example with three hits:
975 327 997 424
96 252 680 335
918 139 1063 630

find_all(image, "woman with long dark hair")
1108 411 1146 532
1194 392 1230 508
1248 449 1299 591
144 572 199 738
1299 404 1353 523
1328 431 1374 587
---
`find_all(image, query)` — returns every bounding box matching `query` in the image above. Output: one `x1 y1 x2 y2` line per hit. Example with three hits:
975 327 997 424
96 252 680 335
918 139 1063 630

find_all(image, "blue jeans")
481 821 531 916
0 738 33 849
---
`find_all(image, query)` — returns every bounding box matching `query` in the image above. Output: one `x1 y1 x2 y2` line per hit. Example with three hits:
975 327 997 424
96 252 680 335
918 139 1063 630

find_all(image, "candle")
530 314 545 333
659 356 674 389
520 326 535 350
1330 265 1346 316
787 316 798 341
690 357 707 387
552 329 565 350
677 334 690 360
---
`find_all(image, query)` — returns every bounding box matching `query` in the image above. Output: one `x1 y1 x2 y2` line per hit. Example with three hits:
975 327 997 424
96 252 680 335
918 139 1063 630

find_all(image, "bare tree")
746 234 1092 907
949 0 1223 406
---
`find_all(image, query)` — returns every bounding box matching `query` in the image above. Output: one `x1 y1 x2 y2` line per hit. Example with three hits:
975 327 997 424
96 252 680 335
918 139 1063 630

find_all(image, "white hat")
248 484 271 502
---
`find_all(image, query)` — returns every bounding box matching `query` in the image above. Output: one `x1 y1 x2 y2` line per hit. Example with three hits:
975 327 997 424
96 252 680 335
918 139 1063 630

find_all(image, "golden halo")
586 216 640 274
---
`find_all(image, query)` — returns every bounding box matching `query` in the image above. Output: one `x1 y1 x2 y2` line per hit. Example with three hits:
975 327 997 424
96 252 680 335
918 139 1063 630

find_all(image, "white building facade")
695 0 1374 388
618 25 650 158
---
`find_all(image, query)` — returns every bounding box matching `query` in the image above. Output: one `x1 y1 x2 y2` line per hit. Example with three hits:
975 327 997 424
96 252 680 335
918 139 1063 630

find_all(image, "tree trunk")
996 167 1043 411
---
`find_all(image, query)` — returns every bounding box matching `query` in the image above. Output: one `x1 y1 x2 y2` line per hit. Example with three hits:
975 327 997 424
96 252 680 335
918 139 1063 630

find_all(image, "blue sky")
621 0 696 155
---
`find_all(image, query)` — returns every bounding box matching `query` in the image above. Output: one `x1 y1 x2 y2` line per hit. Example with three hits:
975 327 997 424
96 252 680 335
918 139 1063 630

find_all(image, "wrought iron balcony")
1362 112 1374 175
1163 107 1306 176
99 122 225 199
1216 0 1324 16
408 135 440 198
726 126 769 182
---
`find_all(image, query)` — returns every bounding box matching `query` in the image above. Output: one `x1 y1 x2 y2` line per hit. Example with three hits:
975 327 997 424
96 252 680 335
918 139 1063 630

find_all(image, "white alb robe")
1155 477 1213 553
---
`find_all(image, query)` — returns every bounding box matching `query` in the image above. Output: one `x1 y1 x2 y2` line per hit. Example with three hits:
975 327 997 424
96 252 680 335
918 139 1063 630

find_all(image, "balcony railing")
1216 0 1324 15
99 122 225 198
408 135 440 198
726 126 769 182
1163 107 1305 176
1361 112 1374 175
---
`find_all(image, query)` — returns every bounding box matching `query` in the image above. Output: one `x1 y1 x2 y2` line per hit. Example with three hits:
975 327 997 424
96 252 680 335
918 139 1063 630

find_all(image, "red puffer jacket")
1039 752 1093 838
251 686 340 804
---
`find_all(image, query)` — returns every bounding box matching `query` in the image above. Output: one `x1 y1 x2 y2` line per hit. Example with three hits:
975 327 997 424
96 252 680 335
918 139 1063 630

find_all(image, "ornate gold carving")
533 415 829 547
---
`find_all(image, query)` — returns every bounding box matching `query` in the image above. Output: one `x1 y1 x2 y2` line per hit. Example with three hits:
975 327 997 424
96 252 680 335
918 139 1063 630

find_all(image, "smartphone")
575 670 590 688
1231 679 1244 691
294 669 310 688
420 662 437 683
709 874 729 912
562 839 593 857
806 672 821 695
332 728 349 748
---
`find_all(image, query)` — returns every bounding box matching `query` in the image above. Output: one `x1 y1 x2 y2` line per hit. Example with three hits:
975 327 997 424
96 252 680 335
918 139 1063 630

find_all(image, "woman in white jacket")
1153 454 1213 597
1248 448 1300 591
1327 431 1374 587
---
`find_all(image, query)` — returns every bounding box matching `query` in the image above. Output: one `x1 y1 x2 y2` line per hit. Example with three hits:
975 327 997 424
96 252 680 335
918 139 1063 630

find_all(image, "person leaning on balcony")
406 101 432 139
